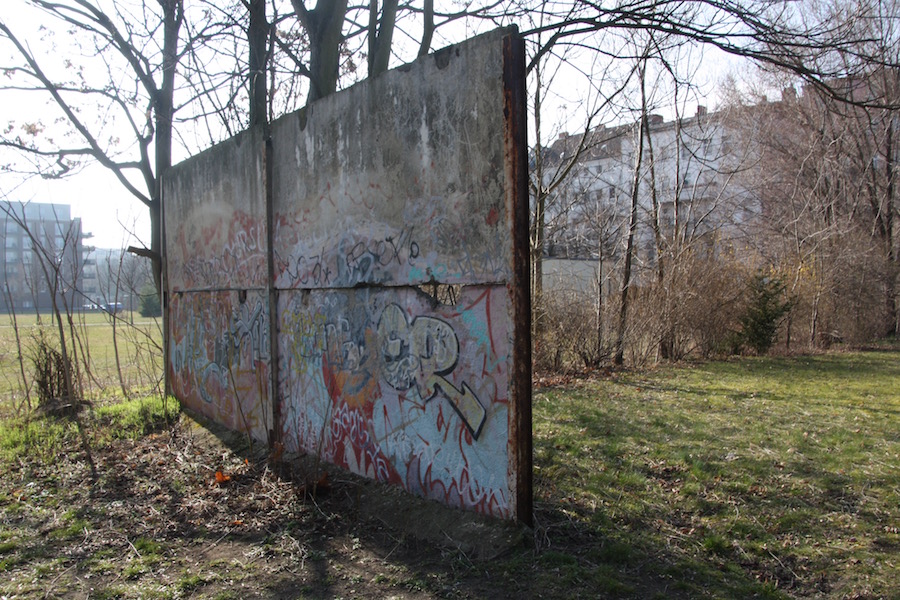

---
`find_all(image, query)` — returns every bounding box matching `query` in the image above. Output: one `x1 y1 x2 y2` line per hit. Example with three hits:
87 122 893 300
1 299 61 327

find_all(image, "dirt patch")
0 411 531 599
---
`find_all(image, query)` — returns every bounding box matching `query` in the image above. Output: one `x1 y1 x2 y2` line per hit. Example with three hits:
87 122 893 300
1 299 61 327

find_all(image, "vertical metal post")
263 133 281 449
503 31 533 527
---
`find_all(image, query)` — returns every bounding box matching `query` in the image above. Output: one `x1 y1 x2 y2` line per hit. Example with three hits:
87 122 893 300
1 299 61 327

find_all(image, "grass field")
0 347 898 598
0 311 163 415
532 351 900 597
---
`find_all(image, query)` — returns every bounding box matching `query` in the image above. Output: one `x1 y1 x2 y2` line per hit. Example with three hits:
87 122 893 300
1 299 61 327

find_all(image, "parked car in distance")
102 302 124 314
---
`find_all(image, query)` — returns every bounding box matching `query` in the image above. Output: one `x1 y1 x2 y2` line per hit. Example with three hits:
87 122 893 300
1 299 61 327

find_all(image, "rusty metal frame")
503 31 533 527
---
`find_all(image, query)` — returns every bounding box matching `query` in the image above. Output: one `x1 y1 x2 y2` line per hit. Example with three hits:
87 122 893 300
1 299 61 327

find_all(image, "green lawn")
532 351 900 598
0 337 897 598
0 311 163 415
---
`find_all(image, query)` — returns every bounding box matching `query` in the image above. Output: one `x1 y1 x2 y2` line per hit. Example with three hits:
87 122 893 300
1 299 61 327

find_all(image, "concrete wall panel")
164 127 268 291
270 33 511 289
164 28 529 521
168 289 272 442
277 286 513 517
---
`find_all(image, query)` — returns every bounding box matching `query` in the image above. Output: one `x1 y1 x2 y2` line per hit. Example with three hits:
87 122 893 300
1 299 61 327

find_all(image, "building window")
720 135 732 155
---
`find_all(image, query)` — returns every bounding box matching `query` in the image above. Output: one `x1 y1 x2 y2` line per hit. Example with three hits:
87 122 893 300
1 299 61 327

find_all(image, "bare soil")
0 412 534 599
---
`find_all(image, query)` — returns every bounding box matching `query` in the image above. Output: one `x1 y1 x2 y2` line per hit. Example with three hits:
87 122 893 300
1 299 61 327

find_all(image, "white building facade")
541 106 758 269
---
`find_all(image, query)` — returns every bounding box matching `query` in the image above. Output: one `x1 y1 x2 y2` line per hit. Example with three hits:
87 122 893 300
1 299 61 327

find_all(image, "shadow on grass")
527 353 900 599
530 444 788 599
188 405 790 599
8 349 892 599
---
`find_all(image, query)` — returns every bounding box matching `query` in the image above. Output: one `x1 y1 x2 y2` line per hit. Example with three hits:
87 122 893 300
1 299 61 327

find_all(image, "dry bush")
533 288 613 373
535 252 751 372
773 233 895 351
533 236 893 374
678 255 747 357
29 329 83 417
624 250 747 362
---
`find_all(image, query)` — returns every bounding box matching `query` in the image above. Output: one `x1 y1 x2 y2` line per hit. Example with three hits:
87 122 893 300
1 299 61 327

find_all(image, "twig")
125 536 142 559
204 527 232 552
768 549 800 581
42 563 76 599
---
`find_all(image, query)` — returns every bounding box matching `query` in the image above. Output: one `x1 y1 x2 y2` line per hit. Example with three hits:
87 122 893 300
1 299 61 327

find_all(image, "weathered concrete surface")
164 126 268 292
167 289 273 444
164 28 529 521
270 33 511 289
164 126 273 441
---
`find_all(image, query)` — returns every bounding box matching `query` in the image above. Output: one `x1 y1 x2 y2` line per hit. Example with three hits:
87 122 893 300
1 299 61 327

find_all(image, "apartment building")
0 201 88 312
540 105 758 265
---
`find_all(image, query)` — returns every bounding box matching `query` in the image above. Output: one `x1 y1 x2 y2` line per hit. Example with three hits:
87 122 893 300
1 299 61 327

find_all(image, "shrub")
139 285 162 318
32 333 69 406
739 272 792 354
29 330 81 417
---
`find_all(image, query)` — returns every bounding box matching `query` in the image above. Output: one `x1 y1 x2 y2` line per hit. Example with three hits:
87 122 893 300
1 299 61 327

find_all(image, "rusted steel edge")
160 177 171 401
263 132 281 450
503 31 533 528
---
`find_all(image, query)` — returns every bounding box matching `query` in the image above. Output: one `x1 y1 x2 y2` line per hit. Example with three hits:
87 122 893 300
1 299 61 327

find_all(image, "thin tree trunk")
642 96 673 360
248 0 268 128
4 280 31 413
595 252 604 361
531 60 546 329
615 94 647 366
883 110 897 335
112 251 129 399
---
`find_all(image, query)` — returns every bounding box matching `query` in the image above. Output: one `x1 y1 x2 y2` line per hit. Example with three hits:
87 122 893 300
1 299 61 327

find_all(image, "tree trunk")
883 106 898 336
293 0 350 103
418 0 434 57
368 0 399 77
642 92 673 360
615 100 647 366
531 60 546 327
595 252 604 361
151 0 183 294
249 0 268 128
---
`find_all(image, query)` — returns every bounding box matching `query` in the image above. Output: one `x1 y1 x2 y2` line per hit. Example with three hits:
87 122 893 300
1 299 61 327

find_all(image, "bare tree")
0 0 186 290
613 53 650 366
732 67 899 346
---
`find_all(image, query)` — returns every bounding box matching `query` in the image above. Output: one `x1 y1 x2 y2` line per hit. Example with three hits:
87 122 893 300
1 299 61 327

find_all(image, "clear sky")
8 165 151 251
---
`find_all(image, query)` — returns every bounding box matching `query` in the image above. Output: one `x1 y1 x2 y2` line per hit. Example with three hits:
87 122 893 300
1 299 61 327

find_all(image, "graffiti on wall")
272 190 511 290
278 286 511 518
164 28 529 521
377 303 486 438
170 210 268 290
274 223 422 289
169 291 271 440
